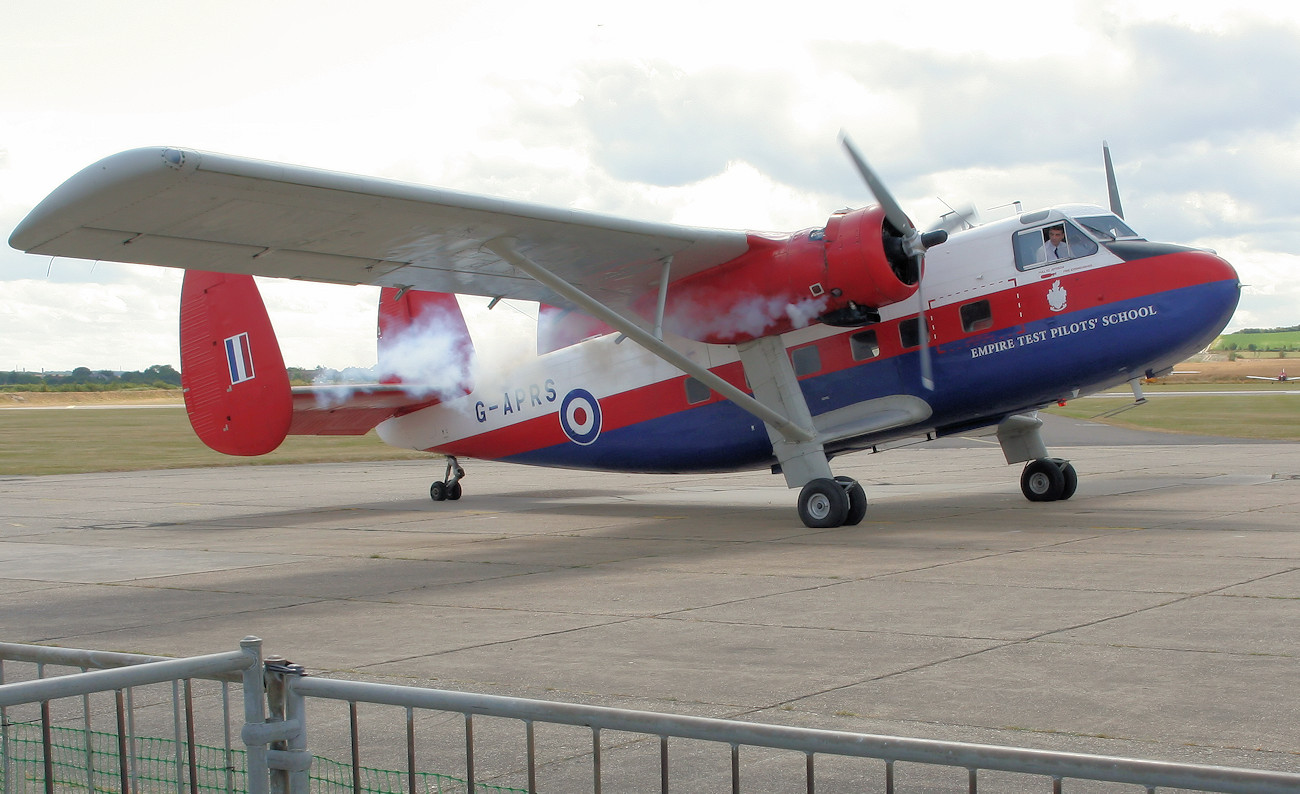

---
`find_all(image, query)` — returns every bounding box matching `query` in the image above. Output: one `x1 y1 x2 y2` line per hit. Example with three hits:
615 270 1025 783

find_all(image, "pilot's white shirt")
1037 240 1072 261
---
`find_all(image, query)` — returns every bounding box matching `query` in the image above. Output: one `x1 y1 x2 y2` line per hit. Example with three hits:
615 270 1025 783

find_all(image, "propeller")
839 133 937 391
1103 140 1124 219
931 200 978 235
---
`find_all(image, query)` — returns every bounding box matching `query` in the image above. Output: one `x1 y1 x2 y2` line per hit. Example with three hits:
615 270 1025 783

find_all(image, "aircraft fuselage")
376 205 1240 473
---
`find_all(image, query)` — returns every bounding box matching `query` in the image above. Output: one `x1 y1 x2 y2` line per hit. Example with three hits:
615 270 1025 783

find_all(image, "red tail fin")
537 303 611 355
180 271 291 455
377 288 474 395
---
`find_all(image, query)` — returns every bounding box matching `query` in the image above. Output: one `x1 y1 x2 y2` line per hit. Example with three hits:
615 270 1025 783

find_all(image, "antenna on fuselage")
1103 141 1125 219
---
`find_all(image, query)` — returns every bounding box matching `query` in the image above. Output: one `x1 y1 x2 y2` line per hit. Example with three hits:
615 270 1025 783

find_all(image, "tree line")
2 366 328 391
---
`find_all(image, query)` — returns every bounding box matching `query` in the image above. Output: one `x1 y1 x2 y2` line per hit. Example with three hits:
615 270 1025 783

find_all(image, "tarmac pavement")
1 417 1297 790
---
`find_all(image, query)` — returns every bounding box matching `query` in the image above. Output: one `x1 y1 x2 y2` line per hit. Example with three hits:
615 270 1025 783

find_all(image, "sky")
3 0 1298 372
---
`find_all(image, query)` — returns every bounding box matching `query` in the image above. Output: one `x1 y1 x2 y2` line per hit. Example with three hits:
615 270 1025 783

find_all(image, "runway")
1 419 1297 788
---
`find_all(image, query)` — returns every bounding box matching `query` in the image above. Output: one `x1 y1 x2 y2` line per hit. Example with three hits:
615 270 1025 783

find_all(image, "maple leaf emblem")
1047 280 1068 312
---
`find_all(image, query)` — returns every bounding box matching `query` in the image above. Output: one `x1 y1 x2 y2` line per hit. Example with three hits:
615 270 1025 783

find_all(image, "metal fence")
3 638 1298 793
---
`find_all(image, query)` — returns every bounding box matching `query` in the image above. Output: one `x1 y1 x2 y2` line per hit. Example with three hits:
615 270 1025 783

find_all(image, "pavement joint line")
736 559 1300 716
351 616 643 670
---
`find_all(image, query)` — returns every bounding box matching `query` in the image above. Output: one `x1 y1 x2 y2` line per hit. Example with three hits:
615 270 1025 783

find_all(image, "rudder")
180 271 291 455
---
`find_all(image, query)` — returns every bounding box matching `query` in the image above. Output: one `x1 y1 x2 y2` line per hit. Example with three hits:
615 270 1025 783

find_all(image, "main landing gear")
429 455 465 502
797 476 868 528
1020 457 1077 502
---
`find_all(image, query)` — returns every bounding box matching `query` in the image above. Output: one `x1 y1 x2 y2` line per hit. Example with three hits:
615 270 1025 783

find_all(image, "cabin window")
684 377 710 405
850 329 880 361
960 299 993 333
1014 221 1099 270
899 317 925 349
790 345 821 377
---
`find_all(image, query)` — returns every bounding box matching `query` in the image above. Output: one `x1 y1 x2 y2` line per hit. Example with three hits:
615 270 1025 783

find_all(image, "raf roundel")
559 388 603 446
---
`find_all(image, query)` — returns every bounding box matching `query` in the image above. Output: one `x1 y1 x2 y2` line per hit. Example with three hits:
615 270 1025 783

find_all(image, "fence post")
240 638 269 794
264 657 311 794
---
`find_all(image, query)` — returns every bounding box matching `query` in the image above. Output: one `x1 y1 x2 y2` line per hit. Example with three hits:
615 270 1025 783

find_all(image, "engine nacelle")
653 205 920 344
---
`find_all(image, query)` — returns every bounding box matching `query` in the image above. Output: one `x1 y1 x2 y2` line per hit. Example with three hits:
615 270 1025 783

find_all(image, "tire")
1021 459 1064 502
430 481 447 502
798 478 850 528
447 481 463 501
835 476 868 526
1052 459 1078 500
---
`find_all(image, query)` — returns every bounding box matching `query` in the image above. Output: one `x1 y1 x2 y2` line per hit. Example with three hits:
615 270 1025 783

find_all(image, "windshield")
1076 215 1141 241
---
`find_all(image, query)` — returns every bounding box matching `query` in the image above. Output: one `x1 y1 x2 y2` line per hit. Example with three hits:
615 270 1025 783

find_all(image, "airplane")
8 140 1241 527
1246 369 1289 382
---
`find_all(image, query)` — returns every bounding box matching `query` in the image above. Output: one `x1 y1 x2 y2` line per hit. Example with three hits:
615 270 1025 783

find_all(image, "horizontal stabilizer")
288 386 443 436
180 271 292 455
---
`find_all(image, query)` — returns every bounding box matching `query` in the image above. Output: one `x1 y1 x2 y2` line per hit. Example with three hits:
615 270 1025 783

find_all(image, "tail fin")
180 271 291 455
537 303 612 355
377 288 474 395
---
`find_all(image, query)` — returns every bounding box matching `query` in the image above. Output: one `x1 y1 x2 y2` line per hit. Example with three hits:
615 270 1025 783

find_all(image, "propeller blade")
839 134 918 245
839 133 935 392
930 201 978 234
917 283 934 392
1103 140 1124 219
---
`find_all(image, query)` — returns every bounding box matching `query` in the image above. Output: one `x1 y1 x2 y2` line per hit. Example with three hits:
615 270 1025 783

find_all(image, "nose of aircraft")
1195 248 1241 339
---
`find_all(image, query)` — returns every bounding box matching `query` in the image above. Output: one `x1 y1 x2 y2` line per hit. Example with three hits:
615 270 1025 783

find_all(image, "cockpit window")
1076 215 1140 241
1014 221 1099 270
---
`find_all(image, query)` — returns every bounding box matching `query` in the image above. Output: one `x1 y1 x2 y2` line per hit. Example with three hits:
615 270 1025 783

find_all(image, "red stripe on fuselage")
429 250 1234 459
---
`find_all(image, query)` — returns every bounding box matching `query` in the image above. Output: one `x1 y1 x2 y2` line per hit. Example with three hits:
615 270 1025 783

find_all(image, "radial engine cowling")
654 205 921 344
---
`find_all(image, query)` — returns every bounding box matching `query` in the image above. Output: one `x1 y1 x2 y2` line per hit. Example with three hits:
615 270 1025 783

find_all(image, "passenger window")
899 317 925 349
960 300 993 333
1014 221 1099 270
850 329 880 361
790 345 821 377
684 377 710 405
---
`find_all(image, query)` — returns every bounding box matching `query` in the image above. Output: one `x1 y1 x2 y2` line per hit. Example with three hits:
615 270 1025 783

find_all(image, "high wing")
9 147 750 309
10 146 832 445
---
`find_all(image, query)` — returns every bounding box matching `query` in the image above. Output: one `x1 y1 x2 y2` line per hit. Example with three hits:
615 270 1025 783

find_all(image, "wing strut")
481 237 816 444
654 256 673 340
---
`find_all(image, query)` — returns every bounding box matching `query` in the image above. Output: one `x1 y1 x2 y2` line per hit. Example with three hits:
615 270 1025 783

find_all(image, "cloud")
4 1 1300 372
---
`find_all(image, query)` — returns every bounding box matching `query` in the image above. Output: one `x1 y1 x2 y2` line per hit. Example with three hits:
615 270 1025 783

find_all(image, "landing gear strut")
1020 458 1077 502
429 456 465 502
796 476 867 528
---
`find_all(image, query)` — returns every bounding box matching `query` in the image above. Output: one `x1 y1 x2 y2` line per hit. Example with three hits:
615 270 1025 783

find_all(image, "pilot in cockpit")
1036 224 1074 262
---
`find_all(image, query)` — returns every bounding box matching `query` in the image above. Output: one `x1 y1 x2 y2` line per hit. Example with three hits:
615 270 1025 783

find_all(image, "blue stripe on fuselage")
502 279 1239 473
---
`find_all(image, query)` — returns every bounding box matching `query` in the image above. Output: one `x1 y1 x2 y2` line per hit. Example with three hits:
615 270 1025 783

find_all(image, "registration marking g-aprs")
559 388 602 445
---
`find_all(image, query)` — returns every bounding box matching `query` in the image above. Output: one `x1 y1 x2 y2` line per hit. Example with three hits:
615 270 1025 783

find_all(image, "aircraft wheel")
1051 459 1078 500
835 476 868 526
798 478 850 528
1021 459 1064 502
447 481 463 501
430 482 447 502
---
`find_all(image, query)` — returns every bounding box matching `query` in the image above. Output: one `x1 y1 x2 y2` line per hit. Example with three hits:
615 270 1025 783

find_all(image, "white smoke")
311 311 475 408
663 293 829 343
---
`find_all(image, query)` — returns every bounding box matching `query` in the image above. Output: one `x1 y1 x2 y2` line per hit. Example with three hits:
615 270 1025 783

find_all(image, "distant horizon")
7 324 1298 376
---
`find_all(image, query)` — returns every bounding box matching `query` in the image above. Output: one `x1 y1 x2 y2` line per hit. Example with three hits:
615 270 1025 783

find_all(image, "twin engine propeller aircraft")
9 140 1241 527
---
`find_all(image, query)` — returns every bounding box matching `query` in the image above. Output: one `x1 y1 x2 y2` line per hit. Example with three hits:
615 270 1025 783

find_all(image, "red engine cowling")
653 206 920 344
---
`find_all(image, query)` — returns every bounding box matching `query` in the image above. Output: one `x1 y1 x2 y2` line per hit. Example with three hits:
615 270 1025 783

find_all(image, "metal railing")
1 639 263 794
4 638 1300 793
